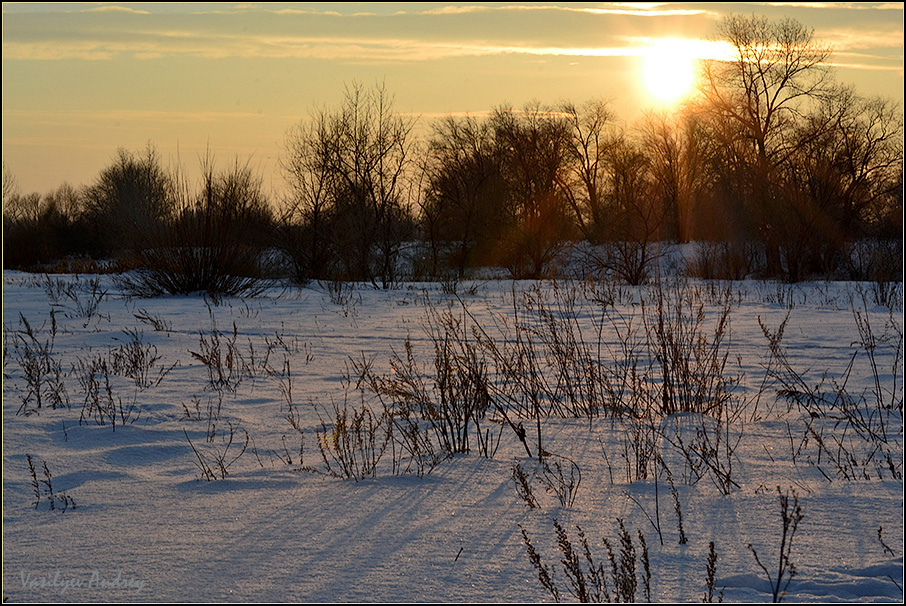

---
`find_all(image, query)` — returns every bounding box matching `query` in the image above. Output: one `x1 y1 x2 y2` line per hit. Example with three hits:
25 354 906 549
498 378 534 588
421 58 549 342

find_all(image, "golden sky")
2 2 903 197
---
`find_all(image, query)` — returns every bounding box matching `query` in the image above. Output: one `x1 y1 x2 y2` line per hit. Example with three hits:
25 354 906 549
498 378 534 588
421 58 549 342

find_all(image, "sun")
641 39 700 106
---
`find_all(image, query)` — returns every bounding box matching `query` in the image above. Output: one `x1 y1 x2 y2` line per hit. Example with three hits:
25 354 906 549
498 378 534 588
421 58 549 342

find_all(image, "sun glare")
641 39 702 106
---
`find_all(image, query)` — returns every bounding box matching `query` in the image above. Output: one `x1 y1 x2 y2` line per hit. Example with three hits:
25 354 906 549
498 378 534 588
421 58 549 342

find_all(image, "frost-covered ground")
2 270 903 603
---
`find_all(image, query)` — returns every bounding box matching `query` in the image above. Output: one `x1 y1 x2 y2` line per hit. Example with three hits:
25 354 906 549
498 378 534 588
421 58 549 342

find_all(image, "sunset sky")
2 2 903 197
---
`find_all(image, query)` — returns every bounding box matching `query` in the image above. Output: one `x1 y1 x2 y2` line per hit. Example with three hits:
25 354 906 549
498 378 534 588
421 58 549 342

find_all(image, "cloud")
415 4 714 17
758 1 902 9
625 36 737 61
2 107 276 125
80 5 150 15
1 31 715 63
827 57 905 72
2 42 116 61
2 2 899 76
819 28 906 51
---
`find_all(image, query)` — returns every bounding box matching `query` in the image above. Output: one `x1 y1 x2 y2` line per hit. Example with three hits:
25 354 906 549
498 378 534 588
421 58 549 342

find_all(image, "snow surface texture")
2 272 903 602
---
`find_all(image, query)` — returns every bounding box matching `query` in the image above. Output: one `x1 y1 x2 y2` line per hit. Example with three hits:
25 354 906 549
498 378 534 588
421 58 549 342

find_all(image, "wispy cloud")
415 3 715 17
2 107 279 125
80 5 151 15
827 57 905 72
757 2 902 10
819 28 905 51
2 31 729 63
2 3 899 73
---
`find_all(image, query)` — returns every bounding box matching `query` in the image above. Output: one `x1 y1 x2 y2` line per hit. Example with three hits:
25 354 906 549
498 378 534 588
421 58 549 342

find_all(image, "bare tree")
122 153 273 298
700 14 834 277
280 105 340 282
780 86 904 278
638 113 684 242
421 115 507 277
3 179 92 268
2 161 18 206
701 15 833 171
806 88 902 238
557 99 617 244
600 136 666 284
82 144 171 257
281 82 418 287
491 102 574 278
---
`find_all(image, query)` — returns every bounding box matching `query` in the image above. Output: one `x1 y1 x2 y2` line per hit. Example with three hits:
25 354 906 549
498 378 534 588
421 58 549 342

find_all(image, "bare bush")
384 399 451 477
11 312 69 415
520 282 617 418
26 455 76 513
109 328 177 391
189 313 245 395
760 305 903 480
315 399 390 481
513 452 582 509
324 279 361 317
356 307 495 457
188 300 282 395
76 353 141 429
643 281 738 417
704 541 723 602
181 392 224 445
521 519 651 603
42 275 109 326
747 487 804 603
659 412 742 494
512 462 540 508
133 307 173 333
685 241 762 280
119 154 273 299
184 421 249 481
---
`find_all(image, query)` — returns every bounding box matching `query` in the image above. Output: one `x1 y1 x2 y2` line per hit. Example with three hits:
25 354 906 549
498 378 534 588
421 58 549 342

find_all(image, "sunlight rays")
639 38 734 107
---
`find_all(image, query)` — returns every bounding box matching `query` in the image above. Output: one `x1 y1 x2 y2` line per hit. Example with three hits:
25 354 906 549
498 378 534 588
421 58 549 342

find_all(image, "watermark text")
19 569 146 595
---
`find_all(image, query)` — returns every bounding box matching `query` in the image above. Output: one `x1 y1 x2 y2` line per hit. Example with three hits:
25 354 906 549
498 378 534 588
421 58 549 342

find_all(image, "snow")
2 271 903 602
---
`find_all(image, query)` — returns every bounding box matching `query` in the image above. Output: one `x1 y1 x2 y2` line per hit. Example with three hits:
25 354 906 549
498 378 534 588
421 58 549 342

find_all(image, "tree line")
3 15 902 289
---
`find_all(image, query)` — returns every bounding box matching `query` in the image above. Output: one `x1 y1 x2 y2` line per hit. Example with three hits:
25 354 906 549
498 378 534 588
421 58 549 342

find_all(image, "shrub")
761 305 903 480
26 455 76 513
75 353 142 429
356 308 495 457
684 240 762 280
11 312 69 415
512 452 582 508
643 281 738 417
521 518 651 603
43 275 109 326
119 155 274 299
315 399 390 481
184 421 249 481
109 328 177 391
747 487 804 603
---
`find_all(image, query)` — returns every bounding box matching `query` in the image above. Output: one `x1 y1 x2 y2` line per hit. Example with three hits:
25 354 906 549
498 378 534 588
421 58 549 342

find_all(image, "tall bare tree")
282 82 417 286
779 86 904 278
82 144 171 256
701 15 833 171
280 103 340 281
421 115 507 277
557 99 616 243
491 102 574 278
600 136 666 284
699 14 835 276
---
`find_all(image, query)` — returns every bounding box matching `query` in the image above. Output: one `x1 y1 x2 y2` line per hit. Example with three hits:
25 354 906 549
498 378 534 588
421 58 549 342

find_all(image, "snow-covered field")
2 271 903 602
